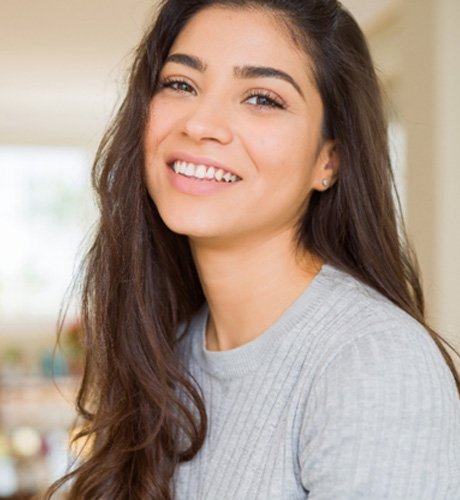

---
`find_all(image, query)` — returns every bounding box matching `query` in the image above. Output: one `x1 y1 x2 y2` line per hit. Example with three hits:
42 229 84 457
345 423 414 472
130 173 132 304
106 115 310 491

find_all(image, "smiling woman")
46 1 460 499
144 7 336 249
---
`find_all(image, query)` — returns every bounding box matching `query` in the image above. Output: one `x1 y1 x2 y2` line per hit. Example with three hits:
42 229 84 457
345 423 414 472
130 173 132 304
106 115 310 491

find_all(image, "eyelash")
158 77 286 110
158 77 195 94
244 90 286 110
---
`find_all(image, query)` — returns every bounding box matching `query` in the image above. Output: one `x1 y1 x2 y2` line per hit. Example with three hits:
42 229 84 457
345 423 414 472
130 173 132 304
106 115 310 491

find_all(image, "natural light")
0 146 94 321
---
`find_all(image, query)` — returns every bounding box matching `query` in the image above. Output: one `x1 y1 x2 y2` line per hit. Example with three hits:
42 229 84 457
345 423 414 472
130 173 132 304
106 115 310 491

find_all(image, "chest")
173 372 311 499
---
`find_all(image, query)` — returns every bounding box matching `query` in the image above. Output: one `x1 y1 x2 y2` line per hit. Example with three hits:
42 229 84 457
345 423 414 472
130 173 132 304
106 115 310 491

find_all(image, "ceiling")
0 0 398 148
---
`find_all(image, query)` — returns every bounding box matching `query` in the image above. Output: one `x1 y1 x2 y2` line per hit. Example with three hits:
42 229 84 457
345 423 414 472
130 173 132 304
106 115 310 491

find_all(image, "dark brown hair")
46 0 459 498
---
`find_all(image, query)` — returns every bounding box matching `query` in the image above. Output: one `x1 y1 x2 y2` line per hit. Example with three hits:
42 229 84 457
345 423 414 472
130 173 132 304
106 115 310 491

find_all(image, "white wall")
400 0 460 343
367 0 460 348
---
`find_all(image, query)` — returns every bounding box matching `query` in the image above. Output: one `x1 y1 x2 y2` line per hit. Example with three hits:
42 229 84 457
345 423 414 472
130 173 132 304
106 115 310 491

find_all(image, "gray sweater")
174 265 460 499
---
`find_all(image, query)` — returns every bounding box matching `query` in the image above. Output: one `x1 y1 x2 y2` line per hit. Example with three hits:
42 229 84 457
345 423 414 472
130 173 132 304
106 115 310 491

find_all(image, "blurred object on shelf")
0 349 78 497
0 347 25 380
40 350 67 379
45 429 72 485
10 427 41 459
0 451 18 497
61 319 84 376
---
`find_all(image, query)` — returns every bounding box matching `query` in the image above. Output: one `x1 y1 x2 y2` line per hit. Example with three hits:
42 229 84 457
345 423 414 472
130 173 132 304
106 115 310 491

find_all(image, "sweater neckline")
190 263 337 379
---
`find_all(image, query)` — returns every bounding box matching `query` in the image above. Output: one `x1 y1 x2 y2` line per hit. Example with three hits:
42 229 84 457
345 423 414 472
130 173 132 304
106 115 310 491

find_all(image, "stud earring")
321 178 330 188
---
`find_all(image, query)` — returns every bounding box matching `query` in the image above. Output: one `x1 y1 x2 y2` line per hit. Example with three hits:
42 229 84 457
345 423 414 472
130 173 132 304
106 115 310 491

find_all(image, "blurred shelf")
1 375 79 433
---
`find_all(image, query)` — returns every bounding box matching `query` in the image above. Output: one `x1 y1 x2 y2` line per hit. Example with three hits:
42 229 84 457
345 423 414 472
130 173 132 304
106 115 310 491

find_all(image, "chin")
157 211 222 240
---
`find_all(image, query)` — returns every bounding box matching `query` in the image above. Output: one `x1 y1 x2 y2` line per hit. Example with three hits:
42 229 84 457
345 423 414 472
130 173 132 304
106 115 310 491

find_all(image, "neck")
190 231 322 351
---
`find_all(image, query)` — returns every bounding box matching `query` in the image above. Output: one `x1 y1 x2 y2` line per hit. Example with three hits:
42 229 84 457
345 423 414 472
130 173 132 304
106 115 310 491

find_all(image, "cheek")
144 103 167 200
246 122 315 181
144 99 175 153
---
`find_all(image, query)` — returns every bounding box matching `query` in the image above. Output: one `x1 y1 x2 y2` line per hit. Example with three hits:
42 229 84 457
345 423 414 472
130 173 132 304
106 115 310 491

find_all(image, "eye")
158 77 196 95
245 91 286 110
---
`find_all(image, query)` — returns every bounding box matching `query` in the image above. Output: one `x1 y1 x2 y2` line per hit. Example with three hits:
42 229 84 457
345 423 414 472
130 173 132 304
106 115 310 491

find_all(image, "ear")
312 140 340 192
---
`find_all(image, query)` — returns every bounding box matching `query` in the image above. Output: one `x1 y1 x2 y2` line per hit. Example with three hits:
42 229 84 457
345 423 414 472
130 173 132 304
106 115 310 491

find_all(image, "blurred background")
0 0 459 497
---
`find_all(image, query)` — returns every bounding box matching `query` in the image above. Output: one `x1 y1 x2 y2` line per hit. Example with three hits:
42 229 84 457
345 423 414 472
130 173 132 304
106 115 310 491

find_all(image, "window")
0 146 94 322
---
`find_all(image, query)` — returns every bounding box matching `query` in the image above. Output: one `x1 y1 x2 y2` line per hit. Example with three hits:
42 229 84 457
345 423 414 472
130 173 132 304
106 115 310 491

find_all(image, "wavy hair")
46 0 459 498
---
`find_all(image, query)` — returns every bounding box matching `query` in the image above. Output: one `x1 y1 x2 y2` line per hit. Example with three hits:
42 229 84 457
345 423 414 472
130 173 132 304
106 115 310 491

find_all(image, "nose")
182 96 234 145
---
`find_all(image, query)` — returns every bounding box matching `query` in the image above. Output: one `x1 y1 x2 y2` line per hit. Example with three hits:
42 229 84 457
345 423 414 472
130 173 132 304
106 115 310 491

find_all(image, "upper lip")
166 152 241 178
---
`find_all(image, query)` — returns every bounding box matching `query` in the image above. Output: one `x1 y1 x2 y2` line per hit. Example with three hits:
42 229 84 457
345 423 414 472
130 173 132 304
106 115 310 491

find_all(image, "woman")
47 0 460 498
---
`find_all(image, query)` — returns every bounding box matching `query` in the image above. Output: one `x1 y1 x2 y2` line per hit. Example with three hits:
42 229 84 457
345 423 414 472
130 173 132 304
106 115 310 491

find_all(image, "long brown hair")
46 0 459 498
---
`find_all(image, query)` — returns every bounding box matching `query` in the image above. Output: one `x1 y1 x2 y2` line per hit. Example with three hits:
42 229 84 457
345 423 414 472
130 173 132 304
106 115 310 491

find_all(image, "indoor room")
1 0 459 497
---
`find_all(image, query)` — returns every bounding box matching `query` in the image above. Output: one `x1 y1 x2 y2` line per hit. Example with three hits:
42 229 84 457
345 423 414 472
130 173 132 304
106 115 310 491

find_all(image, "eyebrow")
165 53 207 72
234 65 304 98
164 53 304 98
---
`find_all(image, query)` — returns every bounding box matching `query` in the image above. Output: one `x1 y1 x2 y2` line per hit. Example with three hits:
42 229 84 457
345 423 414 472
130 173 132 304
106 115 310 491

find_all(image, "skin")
144 6 339 351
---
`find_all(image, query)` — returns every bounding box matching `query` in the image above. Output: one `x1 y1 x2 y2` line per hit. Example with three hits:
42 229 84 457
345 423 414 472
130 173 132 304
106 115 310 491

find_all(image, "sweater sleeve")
298 320 460 500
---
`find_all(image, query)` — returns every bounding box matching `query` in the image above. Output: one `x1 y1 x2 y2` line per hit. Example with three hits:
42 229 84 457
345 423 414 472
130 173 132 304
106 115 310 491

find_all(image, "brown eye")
245 92 285 109
159 78 196 94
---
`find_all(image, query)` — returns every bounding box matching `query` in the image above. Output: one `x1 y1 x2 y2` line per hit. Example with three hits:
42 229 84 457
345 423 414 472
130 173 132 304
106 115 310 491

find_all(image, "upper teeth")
172 161 239 183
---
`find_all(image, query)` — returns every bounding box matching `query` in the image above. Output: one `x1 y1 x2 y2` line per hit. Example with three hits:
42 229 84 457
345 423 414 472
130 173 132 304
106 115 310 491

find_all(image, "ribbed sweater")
174 265 460 499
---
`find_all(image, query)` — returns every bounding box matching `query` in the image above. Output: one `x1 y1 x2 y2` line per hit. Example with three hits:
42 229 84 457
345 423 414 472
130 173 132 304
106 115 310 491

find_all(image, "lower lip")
166 165 239 195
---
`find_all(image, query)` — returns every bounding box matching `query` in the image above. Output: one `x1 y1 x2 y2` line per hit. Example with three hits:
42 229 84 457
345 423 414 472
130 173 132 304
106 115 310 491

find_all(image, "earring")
321 178 330 188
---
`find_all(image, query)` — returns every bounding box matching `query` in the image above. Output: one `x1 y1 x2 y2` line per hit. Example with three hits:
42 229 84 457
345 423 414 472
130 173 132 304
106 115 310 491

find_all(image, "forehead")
169 6 313 79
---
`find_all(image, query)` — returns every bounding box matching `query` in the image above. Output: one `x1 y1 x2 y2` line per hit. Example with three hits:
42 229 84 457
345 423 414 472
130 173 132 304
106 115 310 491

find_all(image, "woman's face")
144 6 335 248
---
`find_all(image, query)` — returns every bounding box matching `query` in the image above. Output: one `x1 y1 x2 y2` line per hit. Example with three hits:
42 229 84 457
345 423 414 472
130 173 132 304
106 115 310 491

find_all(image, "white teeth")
179 161 187 174
172 161 239 183
185 163 195 177
195 164 207 179
206 166 215 179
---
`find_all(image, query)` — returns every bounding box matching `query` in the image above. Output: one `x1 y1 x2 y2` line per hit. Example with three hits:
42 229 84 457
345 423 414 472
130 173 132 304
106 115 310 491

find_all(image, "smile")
171 161 241 183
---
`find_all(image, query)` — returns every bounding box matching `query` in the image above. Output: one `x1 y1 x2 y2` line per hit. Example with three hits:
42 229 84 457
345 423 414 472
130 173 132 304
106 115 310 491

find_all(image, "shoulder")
298 266 460 498
304 264 448 381
297 264 459 430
